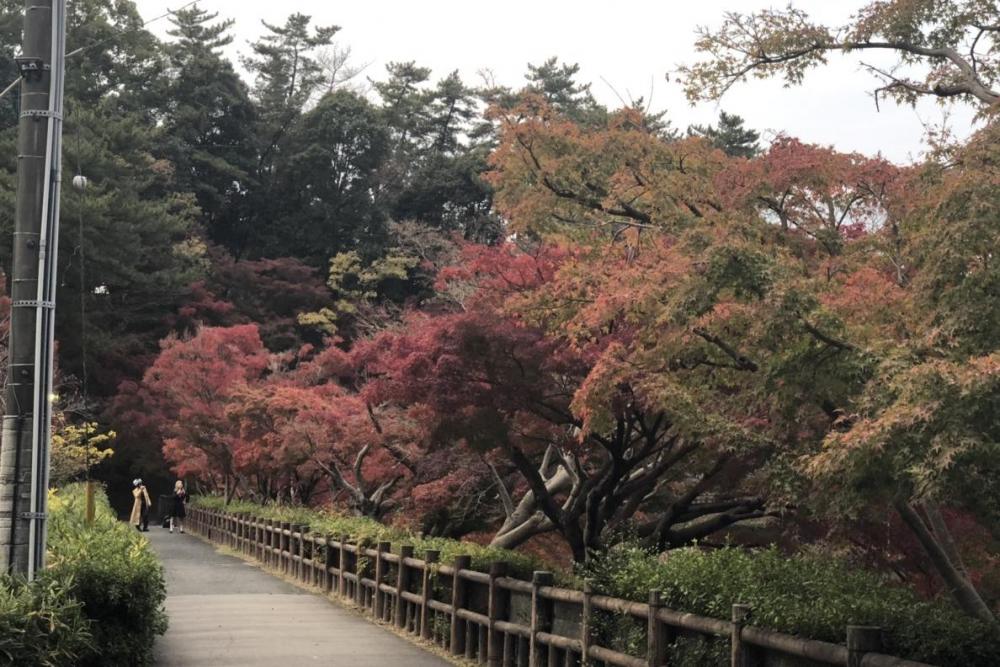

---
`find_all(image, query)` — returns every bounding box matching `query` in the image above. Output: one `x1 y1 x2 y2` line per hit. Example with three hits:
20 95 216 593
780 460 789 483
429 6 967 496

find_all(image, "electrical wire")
0 76 20 101
2 0 206 116
65 0 200 59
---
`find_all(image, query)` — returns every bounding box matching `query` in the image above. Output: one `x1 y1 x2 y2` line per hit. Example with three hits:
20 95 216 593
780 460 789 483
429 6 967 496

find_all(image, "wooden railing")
187 507 936 667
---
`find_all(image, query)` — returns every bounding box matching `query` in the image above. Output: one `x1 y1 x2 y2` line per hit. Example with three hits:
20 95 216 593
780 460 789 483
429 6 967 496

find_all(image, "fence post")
847 626 882 667
374 541 391 619
581 583 592 666
263 519 271 566
338 534 348 598
396 545 415 628
282 522 292 574
250 515 258 559
299 525 311 581
648 590 668 667
450 555 472 654
323 534 336 593
355 541 367 608
271 520 279 570
731 604 752 667
487 561 508 667
529 571 554 667
421 549 440 640
290 524 301 579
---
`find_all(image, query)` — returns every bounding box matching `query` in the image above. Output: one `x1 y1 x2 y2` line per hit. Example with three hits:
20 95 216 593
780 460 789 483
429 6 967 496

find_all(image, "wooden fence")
187 507 935 667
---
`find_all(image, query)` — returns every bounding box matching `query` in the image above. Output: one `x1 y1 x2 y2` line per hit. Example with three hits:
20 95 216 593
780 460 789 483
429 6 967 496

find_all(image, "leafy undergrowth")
0 484 167 667
194 497 1000 666
582 544 1000 667
192 495 563 582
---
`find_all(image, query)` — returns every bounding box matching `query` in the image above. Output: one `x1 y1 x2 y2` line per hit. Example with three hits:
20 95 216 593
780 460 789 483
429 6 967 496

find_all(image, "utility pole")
0 0 66 578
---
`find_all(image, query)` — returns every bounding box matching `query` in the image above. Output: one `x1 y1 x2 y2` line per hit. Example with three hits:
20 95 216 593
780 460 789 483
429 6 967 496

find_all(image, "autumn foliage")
125 89 1000 625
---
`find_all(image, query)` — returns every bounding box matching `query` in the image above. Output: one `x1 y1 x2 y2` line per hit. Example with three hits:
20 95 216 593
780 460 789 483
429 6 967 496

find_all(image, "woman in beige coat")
130 478 152 532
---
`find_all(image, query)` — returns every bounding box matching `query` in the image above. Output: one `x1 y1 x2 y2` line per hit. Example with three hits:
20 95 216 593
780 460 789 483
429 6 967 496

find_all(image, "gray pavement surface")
147 526 450 666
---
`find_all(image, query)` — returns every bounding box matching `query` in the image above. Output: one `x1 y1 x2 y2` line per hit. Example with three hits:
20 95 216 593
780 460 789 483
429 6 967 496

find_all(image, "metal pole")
28 0 65 578
0 0 65 578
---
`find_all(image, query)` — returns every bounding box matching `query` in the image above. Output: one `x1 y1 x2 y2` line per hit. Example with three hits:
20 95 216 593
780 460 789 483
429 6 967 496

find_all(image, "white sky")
134 0 979 164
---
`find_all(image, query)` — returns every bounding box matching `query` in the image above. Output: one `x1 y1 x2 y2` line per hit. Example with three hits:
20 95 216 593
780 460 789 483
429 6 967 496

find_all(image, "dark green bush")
581 544 1000 667
0 573 92 666
195 497 1000 665
45 483 168 666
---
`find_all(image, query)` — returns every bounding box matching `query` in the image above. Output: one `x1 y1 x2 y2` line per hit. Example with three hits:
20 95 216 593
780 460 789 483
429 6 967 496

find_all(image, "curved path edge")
147 526 453 666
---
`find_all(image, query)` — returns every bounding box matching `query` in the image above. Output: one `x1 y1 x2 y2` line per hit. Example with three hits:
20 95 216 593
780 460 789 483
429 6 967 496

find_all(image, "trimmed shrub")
194 497 1000 665
46 483 167 666
192 496 559 582
581 544 1000 667
0 574 92 666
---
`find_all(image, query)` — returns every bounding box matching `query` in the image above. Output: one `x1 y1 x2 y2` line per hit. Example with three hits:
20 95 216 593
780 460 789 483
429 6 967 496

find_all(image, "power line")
65 0 199 59
1 1 201 101
0 76 20 101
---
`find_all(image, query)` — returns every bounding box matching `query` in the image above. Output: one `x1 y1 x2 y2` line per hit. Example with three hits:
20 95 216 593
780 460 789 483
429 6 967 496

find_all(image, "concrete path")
147 526 450 666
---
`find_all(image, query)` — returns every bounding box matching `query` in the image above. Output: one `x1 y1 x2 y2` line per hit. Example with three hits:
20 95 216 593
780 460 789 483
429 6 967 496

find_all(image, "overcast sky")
134 0 978 163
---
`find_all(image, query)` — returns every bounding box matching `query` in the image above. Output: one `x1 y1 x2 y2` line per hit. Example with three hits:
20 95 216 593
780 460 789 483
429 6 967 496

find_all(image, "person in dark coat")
170 480 187 533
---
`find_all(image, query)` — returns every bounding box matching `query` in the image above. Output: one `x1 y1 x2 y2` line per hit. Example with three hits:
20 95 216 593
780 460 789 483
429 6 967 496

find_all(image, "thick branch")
895 500 997 626
693 328 759 371
800 318 857 352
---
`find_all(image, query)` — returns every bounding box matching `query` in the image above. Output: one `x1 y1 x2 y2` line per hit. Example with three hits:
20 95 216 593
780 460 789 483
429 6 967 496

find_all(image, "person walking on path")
170 480 187 533
131 478 152 532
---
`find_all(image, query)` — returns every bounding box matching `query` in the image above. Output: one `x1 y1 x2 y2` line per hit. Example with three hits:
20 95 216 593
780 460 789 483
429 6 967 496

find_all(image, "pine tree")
239 13 339 258
158 5 257 253
0 0 201 394
525 57 606 125
689 110 760 158
243 13 339 162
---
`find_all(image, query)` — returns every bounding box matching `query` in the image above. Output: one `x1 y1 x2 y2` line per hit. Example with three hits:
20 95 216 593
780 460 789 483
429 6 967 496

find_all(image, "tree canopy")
0 0 996 631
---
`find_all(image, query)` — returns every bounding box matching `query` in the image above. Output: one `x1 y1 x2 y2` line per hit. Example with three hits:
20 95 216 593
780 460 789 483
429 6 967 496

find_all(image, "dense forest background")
1 0 999 632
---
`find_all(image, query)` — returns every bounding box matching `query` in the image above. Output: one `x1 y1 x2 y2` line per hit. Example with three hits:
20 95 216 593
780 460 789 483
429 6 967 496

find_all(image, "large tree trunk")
489 460 571 550
895 500 997 627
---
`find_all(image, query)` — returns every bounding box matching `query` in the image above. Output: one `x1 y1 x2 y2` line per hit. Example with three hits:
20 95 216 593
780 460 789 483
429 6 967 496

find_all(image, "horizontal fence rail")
187 507 936 667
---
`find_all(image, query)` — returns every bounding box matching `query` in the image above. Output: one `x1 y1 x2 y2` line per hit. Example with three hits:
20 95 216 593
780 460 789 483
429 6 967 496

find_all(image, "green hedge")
582 544 1000 667
195 497 1000 666
0 484 168 666
192 496 561 582
193 497 1000 667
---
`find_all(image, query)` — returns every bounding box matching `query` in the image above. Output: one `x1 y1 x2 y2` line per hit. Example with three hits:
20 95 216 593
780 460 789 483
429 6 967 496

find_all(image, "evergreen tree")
64 0 165 114
0 0 200 395
374 61 433 150
242 13 338 162
267 90 390 263
525 57 606 125
239 13 339 257
374 66 499 240
158 5 256 252
689 110 760 158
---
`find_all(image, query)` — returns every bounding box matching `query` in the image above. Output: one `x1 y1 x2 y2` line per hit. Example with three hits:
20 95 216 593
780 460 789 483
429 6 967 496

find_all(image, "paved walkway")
147 526 450 666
